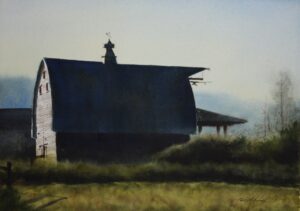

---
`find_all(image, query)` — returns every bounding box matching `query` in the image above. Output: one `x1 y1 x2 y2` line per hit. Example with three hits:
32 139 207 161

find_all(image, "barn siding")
56 133 189 163
35 62 56 159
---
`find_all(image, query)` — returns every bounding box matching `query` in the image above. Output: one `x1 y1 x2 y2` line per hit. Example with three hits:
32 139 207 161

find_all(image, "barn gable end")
32 60 56 159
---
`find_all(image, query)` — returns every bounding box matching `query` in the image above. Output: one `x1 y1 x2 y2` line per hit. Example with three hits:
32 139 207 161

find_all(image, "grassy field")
15 182 298 211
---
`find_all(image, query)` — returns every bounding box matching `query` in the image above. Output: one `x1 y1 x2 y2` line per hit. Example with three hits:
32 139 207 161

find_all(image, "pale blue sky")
0 0 299 102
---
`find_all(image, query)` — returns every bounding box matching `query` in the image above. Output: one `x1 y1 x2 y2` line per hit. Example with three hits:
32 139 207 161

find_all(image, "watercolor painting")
0 1 299 210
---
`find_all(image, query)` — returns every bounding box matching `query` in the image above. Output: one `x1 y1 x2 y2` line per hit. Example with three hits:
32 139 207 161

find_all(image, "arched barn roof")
42 58 206 134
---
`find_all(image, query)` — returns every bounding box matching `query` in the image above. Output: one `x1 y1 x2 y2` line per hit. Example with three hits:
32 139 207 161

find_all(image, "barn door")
39 131 48 158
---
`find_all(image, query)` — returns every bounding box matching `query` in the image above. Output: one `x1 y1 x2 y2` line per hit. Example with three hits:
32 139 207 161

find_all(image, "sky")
0 0 299 104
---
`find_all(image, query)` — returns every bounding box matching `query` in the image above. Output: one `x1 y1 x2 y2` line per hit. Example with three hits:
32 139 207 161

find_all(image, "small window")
42 71 46 79
46 83 49 92
39 85 42 95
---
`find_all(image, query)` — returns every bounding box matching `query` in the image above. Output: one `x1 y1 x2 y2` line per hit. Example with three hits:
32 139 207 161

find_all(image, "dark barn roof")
196 108 247 126
39 58 205 135
0 108 31 130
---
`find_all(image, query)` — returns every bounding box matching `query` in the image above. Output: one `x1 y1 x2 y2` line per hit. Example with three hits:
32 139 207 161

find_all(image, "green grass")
1 159 298 186
15 182 298 211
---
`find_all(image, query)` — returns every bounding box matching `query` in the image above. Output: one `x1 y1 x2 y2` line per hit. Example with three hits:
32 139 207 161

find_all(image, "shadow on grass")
0 186 68 211
0 187 32 211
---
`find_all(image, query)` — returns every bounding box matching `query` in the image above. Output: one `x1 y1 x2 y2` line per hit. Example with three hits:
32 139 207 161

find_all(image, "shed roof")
38 58 206 135
0 108 31 130
196 108 247 126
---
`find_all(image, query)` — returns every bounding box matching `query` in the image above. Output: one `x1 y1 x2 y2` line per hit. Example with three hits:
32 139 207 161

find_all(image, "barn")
32 40 207 162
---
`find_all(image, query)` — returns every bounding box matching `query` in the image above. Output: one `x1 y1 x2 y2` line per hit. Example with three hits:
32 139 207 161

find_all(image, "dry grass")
17 182 298 211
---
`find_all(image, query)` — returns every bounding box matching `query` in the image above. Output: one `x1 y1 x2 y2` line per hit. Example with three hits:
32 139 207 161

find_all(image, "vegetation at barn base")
155 122 299 165
0 122 298 186
0 121 298 187
15 182 298 211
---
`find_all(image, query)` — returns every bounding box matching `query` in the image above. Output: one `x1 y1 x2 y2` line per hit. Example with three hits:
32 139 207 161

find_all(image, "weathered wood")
35 63 57 159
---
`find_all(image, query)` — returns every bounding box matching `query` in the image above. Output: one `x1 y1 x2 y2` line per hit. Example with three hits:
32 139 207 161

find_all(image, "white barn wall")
35 61 56 159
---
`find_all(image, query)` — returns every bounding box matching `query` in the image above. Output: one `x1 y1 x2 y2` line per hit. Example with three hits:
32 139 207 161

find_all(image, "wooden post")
0 161 13 188
223 125 228 136
6 161 12 188
198 125 202 134
216 126 220 136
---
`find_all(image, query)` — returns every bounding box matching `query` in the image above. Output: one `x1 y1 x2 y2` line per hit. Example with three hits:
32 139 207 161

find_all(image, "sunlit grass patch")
17 182 298 211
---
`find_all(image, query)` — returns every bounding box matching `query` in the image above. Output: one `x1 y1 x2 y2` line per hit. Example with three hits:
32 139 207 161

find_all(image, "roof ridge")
44 57 104 64
43 58 207 71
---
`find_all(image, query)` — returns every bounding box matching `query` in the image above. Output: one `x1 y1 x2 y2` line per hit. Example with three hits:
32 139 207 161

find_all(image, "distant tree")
262 103 272 137
272 71 297 131
254 102 273 138
254 71 299 138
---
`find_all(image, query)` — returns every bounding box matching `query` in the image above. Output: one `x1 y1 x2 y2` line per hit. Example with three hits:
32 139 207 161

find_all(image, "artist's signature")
239 197 266 202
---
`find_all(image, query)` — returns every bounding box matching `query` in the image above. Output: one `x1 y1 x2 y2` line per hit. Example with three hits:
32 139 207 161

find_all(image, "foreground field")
17 182 298 211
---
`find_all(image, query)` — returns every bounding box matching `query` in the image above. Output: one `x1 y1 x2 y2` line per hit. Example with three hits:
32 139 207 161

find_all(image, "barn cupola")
103 39 117 65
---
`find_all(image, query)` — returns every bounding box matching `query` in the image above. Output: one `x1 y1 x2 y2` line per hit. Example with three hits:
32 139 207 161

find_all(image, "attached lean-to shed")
0 109 33 158
196 108 247 135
